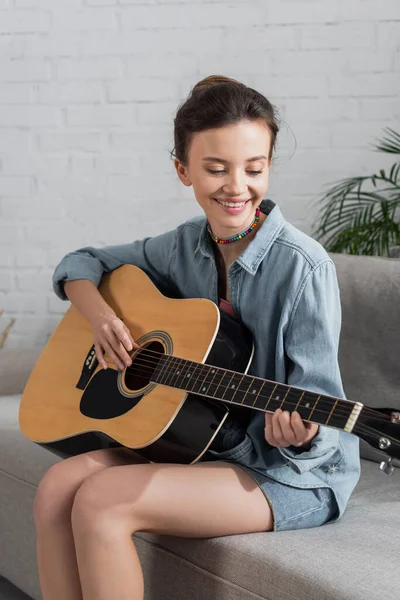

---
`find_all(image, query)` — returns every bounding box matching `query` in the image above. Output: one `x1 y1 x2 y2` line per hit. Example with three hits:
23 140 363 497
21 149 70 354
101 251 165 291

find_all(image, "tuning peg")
391 411 400 423
379 458 395 476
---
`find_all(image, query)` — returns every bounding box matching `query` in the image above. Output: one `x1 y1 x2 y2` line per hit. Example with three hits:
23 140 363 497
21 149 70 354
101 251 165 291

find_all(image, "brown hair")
171 74 280 166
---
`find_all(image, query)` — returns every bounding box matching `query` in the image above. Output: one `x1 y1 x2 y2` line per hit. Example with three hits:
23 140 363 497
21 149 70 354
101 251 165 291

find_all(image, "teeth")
216 199 246 208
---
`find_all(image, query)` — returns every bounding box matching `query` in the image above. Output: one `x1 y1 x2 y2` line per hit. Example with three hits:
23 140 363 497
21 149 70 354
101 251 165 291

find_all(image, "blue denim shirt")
53 199 361 520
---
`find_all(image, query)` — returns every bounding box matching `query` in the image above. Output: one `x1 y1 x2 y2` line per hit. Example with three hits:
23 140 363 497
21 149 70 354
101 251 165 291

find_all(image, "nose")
222 168 247 196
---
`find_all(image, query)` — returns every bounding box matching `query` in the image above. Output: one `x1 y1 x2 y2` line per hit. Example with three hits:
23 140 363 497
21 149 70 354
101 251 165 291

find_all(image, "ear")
174 159 192 187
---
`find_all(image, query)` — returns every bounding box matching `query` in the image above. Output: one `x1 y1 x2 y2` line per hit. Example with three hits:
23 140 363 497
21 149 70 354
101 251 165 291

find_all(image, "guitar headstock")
354 407 400 474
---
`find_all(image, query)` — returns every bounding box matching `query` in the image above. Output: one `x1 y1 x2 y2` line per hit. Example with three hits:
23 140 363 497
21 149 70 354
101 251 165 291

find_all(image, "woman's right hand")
91 312 139 371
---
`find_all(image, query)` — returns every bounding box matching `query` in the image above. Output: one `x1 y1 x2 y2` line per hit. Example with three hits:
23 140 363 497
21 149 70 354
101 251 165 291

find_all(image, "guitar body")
19 265 253 464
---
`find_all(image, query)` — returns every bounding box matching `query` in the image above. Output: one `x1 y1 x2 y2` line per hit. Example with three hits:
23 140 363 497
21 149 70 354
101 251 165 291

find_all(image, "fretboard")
152 354 354 430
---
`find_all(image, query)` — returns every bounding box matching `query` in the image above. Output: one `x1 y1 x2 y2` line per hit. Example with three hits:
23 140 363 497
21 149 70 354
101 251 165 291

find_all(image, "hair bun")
192 74 242 94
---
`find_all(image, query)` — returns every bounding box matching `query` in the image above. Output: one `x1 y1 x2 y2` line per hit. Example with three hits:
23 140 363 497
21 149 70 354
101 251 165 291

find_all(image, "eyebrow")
201 155 267 163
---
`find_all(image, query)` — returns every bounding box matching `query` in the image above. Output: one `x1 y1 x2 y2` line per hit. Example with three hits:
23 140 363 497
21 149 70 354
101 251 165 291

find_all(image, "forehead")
189 120 271 162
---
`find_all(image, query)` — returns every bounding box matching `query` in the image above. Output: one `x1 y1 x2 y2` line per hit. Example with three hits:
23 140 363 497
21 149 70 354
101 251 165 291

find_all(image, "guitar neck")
152 354 361 433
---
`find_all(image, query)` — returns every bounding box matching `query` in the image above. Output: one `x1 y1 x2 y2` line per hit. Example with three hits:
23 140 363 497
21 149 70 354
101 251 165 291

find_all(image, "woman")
34 75 360 600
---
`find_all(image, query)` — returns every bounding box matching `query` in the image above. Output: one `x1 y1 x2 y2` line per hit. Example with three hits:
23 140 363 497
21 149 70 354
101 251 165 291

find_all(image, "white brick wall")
0 0 399 349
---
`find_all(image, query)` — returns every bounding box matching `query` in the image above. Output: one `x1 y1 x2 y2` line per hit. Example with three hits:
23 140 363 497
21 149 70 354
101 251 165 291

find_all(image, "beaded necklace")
206 207 261 245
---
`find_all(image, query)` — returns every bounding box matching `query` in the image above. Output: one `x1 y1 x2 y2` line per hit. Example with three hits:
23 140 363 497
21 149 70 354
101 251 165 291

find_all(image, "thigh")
72 460 273 537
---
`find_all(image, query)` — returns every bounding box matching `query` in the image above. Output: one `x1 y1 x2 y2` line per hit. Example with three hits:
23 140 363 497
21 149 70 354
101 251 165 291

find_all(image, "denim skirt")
201 426 339 532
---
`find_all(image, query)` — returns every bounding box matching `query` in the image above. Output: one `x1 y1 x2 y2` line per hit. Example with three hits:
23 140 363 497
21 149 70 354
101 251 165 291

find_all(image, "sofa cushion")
330 253 400 464
0 348 42 397
1 394 399 600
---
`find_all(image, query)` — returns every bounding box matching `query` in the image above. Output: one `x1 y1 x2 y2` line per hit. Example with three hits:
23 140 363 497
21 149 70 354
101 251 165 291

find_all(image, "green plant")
312 127 400 256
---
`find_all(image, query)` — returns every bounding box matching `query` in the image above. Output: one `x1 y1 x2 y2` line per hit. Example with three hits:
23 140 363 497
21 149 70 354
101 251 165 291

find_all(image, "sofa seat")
1 394 399 600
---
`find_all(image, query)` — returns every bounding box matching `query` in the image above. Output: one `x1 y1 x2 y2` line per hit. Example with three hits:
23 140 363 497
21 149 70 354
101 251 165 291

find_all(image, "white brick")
225 26 297 51
22 34 84 58
36 82 104 104
0 222 23 244
2 155 68 177
1 196 64 219
377 22 400 47
56 58 121 80
273 76 328 98
329 73 399 97
0 83 33 103
52 8 118 31
107 79 179 102
2 293 47 314
289 124 331 148
0 248 12 267
82 28 224 56
15 247 47 267
300 23 375 50
0 271 12 292
0 106 61 126
331 123 395 149
283 98 359 122
136 102 176 126
86 0 117 4
16 270 53 292
347 50 395 73
269 50 347 76
0 130 31 152
47 295 68 315
0 59 51 82
67 105 134 127
0 177 31 197
0 9 50 33
121 4 268 29
38 132 103 152
0 35 25 59
359 98 400 121
15 0 81 6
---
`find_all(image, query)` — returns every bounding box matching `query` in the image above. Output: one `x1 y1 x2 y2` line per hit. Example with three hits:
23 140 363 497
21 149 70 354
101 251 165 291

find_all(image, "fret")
206 367 226 398
255 383 289 413
219 372 245 402
212 369 236 399
239 377 266 408
165 356 182 388
155 354 174 386
229 373 247 404
179 360 198 391
188 363 208 394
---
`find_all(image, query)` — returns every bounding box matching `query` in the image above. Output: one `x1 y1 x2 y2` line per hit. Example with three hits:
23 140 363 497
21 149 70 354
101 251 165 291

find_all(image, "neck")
215 211 267 263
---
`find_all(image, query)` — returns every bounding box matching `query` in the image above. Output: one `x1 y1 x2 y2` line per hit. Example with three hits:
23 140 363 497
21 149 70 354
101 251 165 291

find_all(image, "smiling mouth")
213 198 251 208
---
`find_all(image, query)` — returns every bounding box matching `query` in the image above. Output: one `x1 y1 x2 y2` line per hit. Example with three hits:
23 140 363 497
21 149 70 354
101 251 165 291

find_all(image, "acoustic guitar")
19 265 400 472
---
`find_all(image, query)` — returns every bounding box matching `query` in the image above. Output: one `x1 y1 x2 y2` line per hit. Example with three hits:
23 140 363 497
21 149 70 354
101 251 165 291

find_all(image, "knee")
34 461 73 524
71 474 118 538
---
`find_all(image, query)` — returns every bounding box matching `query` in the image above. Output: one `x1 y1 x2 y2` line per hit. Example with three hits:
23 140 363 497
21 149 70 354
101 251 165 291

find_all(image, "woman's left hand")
264 409 319 448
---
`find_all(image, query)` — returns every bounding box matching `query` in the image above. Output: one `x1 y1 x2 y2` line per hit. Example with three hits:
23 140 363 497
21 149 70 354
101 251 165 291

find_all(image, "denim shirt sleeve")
52 229 178 300
279 259 344 466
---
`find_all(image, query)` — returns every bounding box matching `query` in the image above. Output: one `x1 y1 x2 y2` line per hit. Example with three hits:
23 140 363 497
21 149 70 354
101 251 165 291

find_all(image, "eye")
206 169 263 176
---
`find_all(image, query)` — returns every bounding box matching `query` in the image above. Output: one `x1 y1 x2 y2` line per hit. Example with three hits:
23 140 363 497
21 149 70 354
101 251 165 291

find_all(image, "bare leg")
71 461 273 600
34 447 149 600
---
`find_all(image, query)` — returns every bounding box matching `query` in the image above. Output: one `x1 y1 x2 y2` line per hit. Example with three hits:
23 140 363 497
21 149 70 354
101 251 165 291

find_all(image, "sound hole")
124 340 165 391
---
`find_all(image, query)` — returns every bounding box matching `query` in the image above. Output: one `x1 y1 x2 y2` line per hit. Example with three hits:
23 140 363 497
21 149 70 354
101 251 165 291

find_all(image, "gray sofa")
1 252 399 600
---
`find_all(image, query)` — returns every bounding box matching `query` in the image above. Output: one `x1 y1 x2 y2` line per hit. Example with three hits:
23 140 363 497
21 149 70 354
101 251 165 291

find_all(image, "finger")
94 342 108 370
272 409 290 447
264 412 274 444
107 328 132 367
123 324 139 349
291 411 309 443
112 320 136 352
102 338 125 371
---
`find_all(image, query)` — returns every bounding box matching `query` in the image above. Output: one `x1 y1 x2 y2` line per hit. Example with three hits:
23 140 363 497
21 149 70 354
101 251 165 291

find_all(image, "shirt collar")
195 199 286 275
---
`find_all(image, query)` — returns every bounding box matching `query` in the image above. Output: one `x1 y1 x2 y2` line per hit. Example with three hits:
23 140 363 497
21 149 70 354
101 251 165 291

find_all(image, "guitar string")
102 347 394 424
119 349 394 423
116 354 400 449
